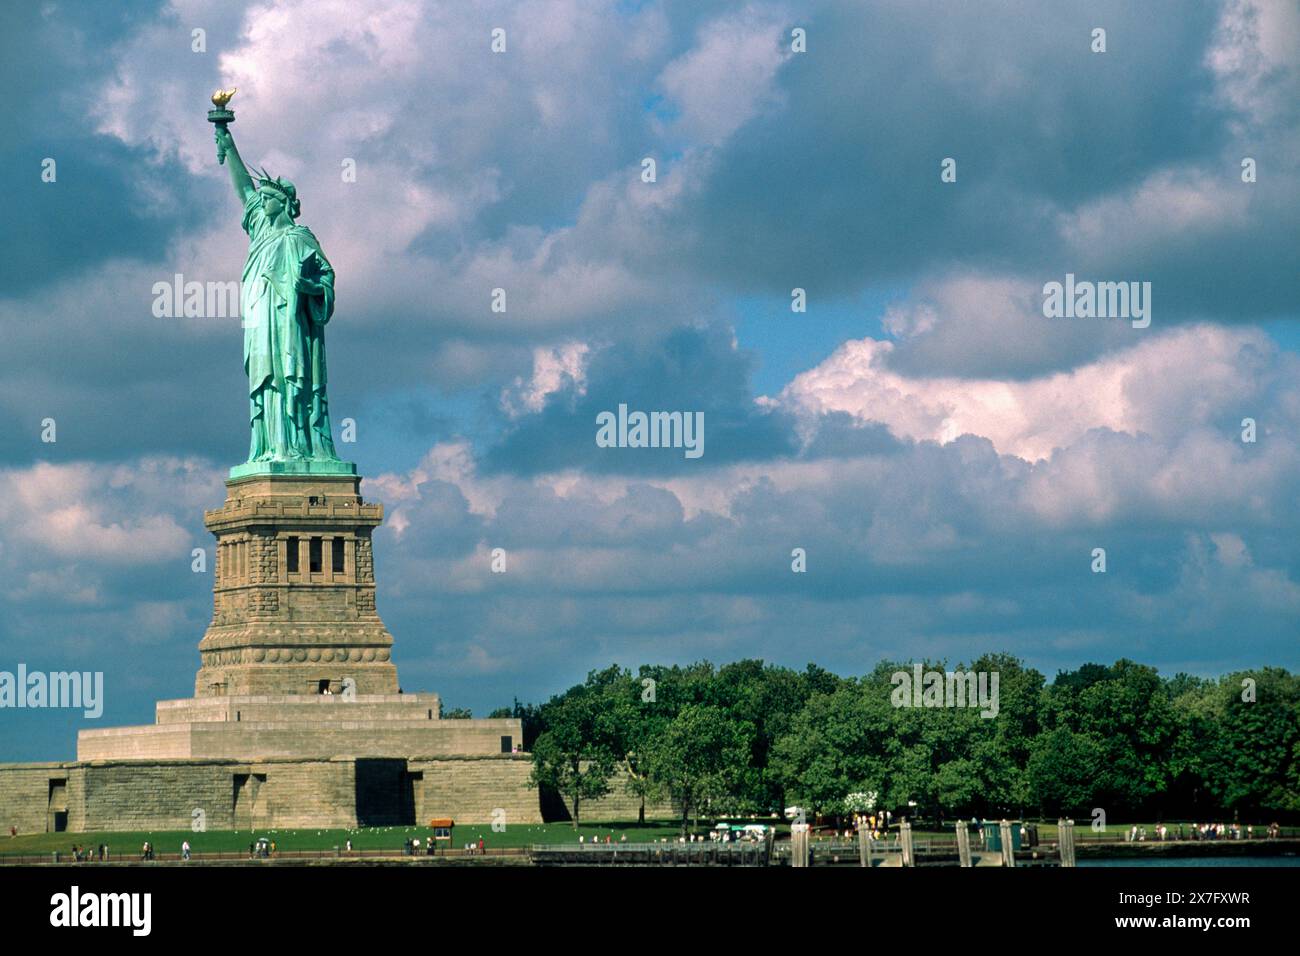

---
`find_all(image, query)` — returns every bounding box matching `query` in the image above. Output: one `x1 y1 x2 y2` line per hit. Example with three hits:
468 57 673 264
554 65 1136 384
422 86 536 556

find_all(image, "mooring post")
1059 818 1076 867
956 819 972 867
1000 819 1016 867
858 823 873 867
900 820 915 867
791 822 810 867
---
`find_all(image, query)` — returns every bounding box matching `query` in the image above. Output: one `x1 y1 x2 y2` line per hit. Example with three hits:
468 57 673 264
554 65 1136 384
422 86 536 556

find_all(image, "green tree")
1195 669 1300 815
1026 726 1106 814
1033 660 1177 815
516 656 1298 827
770 678 890 816
528 671 622 828
598 667 667 825
706 659 819 812
645 704 752 836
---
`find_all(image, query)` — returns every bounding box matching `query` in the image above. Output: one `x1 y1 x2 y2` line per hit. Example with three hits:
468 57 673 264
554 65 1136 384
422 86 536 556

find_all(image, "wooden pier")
529 819 1080 867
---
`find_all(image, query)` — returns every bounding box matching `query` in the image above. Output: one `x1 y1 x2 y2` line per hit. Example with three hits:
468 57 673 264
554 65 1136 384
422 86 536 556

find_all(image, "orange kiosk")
429 818 454 848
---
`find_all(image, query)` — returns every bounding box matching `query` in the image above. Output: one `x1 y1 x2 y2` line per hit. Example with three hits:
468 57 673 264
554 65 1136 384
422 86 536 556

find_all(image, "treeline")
486 656 1300 829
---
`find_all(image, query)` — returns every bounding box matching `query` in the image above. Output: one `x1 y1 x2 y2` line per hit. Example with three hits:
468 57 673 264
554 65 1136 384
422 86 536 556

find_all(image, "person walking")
182 840 191 861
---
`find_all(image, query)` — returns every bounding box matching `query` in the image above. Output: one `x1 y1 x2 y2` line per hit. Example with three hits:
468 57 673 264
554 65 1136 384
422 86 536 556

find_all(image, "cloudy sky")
2 0 1297 760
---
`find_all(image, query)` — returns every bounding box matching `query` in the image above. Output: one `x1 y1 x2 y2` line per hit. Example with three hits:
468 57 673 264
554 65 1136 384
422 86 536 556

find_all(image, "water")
1081 855 1300 867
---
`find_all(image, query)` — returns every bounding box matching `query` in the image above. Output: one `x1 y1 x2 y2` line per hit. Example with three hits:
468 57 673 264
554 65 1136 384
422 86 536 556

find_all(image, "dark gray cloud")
482 325 799 476
0 1 207 294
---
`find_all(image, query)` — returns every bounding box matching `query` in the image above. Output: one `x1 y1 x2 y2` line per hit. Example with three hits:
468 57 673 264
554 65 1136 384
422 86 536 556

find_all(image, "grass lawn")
0 819 700 858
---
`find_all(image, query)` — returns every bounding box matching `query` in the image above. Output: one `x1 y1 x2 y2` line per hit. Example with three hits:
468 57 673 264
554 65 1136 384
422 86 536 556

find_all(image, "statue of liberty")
211 92 348 475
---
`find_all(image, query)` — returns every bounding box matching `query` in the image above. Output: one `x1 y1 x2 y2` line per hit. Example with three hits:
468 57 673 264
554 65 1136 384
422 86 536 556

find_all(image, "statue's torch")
207 88 236 164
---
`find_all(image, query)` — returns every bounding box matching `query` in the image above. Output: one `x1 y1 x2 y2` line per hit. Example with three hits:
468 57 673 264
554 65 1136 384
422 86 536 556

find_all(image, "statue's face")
261 190 286 219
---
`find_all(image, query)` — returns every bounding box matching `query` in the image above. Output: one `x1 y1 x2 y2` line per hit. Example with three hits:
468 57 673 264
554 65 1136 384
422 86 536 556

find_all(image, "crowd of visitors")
1125 821 1284 841
66 843 109 861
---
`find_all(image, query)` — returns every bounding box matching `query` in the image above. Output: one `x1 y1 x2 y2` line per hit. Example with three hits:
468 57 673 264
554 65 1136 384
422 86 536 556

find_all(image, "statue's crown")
254 166 295 199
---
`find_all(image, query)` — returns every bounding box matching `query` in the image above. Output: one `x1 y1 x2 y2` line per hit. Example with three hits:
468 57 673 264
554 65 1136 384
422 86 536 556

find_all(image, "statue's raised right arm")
215 126 256 205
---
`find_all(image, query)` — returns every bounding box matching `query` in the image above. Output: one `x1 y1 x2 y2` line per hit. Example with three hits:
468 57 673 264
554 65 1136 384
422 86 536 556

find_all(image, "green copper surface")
212 101 353 480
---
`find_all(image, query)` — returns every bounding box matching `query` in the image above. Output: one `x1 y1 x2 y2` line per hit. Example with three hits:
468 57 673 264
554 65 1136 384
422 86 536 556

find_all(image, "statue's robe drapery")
240 190 339 462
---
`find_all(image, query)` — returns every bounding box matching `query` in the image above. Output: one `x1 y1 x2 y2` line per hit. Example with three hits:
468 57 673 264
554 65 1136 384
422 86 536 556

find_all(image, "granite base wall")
0 755 543 833
413 755 542 826
0 763 72 835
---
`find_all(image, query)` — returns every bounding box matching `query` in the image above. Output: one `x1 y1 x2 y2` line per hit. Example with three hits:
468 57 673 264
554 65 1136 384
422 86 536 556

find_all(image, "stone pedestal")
0 465 546 831
195 472 399 697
